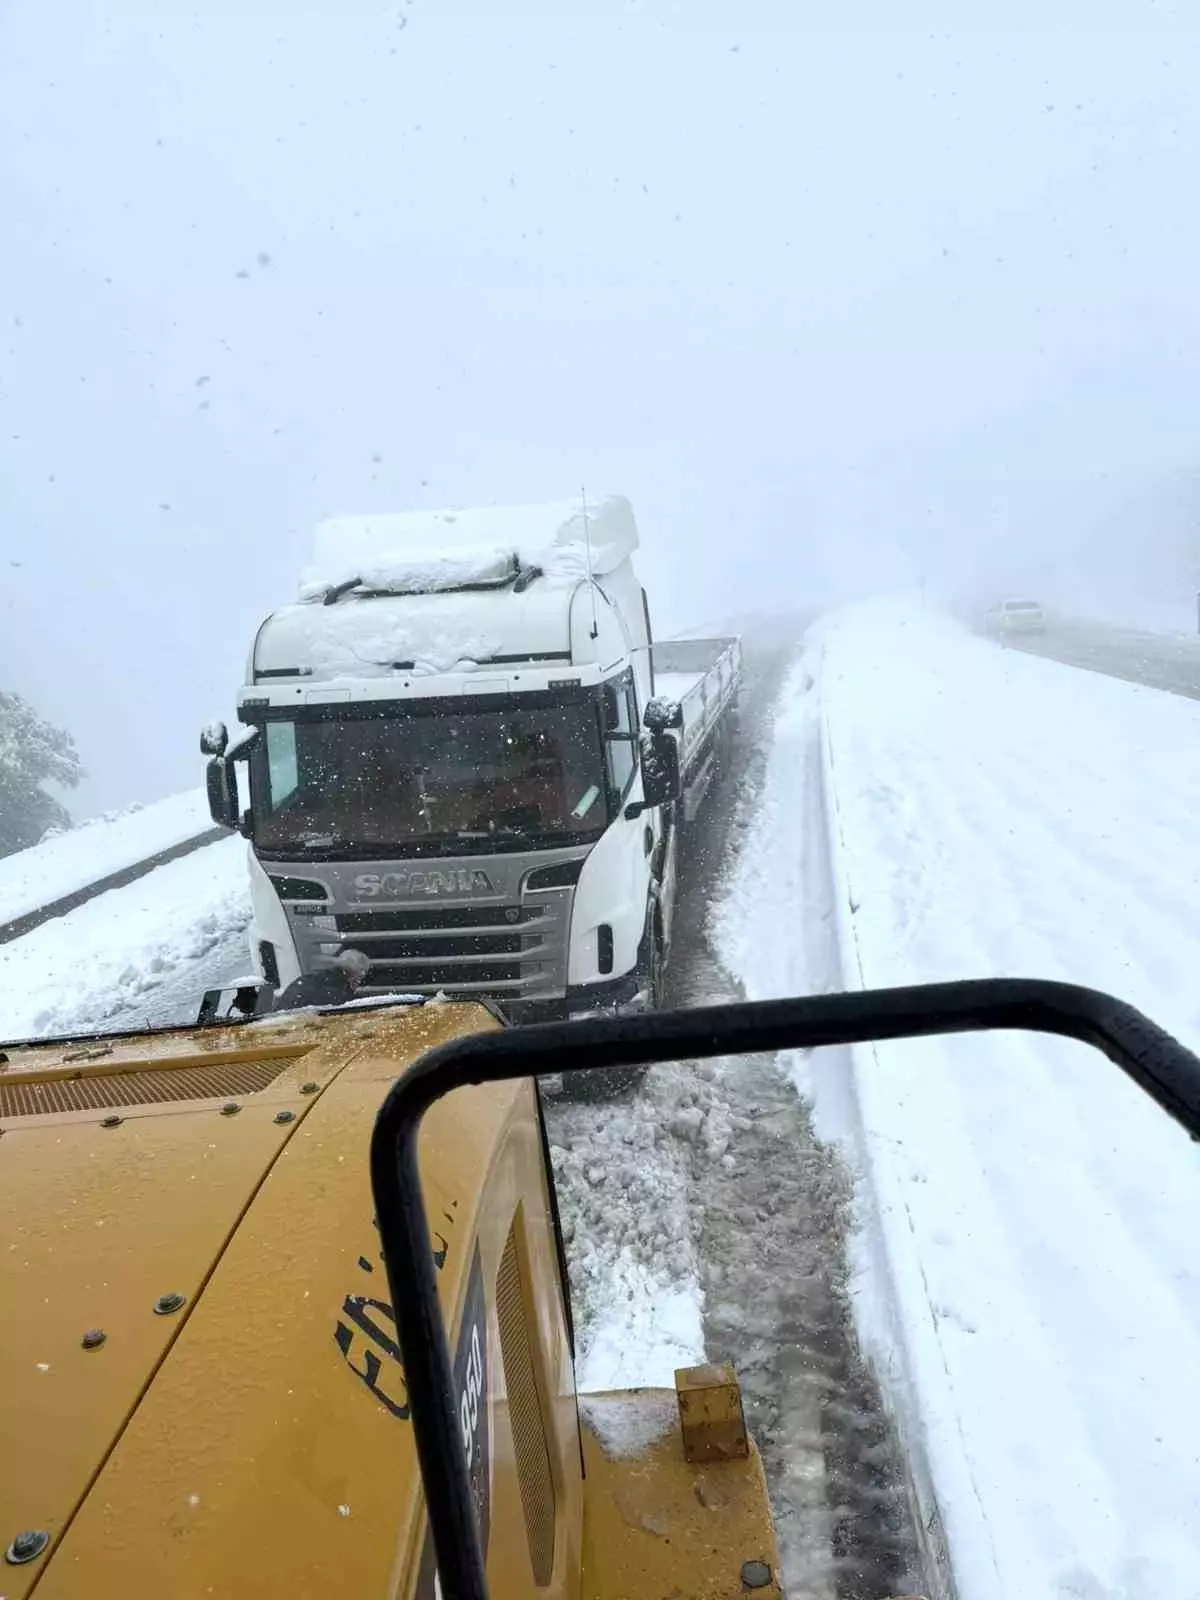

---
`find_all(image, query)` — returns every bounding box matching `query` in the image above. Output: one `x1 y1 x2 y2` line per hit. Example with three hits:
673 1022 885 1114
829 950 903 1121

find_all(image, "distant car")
993 599 1045 635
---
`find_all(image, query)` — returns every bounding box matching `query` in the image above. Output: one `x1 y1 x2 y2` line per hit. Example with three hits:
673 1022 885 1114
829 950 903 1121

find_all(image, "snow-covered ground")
0 787 213 928
0 835 251 1039
718 596 1200 1600
10 596 1200 1597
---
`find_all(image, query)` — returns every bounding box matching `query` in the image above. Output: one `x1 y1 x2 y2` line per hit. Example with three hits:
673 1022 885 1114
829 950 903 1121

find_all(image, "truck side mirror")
625 731 681 818
206 756 241 830
643 696 683 732
200 720 229 757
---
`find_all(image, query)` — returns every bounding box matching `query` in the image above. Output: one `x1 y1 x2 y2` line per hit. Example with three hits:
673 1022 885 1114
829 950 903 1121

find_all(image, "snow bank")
0 788 214 928
721 595 1200 1600
0 836 251 1039
300 495 637 598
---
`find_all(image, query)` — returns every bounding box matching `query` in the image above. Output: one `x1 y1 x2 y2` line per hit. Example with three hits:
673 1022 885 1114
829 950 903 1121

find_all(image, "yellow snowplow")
2 976 1198 1599
0 996 780 1599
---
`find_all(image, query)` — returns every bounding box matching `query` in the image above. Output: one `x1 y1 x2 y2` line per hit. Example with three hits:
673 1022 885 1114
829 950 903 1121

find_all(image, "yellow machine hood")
0 1002 502 1599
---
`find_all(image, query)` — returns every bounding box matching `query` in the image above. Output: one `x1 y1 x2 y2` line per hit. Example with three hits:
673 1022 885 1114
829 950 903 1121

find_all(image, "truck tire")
557 1060 647 1100
557 924 661 1100
638 914 665 1012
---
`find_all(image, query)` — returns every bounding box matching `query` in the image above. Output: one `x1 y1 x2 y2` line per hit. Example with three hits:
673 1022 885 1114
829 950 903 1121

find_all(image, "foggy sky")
3 0 1200 815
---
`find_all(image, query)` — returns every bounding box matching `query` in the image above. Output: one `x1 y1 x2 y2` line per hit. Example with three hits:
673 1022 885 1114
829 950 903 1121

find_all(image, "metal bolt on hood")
5 1529 50 1565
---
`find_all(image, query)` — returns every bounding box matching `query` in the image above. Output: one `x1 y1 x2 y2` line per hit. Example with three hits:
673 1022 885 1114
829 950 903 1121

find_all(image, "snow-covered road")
0 788 216 933
720 598 1200 1600
999 611 1200 702
0 835 251 1039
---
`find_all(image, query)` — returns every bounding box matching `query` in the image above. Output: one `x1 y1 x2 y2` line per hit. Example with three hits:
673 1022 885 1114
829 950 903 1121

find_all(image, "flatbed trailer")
652 636 741 821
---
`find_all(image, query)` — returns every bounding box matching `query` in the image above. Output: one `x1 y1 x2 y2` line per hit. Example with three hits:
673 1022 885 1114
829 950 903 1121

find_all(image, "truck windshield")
248 702 609 856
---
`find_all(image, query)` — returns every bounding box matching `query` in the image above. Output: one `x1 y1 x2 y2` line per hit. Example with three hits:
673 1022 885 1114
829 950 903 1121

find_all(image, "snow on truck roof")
300 494 638 598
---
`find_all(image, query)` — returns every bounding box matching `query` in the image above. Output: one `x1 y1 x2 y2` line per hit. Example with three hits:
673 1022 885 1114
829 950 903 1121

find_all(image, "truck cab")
204 497 738 1022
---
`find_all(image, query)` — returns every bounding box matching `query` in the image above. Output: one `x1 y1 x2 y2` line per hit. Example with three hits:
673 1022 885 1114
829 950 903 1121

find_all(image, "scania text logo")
353 869 495 899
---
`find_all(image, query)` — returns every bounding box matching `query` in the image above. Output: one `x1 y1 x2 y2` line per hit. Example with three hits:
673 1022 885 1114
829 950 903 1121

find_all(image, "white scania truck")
202 496 740 1022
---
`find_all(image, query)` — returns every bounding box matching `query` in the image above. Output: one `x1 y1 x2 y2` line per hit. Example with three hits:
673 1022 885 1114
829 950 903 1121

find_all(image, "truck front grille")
322 898 568 999
367 959 523 988
341 933 523 960
337 906 538 933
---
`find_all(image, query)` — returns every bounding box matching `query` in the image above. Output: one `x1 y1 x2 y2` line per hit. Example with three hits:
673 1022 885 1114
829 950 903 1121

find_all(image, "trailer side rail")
655 636 741 774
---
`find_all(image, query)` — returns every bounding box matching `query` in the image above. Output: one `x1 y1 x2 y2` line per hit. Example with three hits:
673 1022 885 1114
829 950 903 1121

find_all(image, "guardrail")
0 826 229 947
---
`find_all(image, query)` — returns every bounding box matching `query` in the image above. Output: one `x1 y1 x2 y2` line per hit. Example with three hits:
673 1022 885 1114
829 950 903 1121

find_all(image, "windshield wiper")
277 824 541 854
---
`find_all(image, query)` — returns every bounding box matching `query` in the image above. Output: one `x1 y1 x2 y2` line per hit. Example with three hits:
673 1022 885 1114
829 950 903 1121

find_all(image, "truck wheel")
559 1061 647 1100
638 918 665 1012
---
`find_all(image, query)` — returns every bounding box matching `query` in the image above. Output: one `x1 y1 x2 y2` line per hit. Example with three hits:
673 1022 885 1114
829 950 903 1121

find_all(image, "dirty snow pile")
545 1063 717 1392
300 494 637 597
0 836 251 1039
0 788 214 928
718 594 1200 1600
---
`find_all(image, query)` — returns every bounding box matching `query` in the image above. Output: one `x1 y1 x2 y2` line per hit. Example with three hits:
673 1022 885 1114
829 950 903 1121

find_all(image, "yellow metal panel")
0 1019 310 1075
0 998 790 1600
579 1390 782 1600
675 1361 750 1463
0 1041 312 1090
0 1101 307 1600
2 1001 590 1600
32 1002 573 1600
462 1125 584 1600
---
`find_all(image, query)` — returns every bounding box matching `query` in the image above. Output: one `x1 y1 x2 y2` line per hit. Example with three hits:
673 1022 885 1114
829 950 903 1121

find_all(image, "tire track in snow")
712 645 930 1600
671 639 838 1597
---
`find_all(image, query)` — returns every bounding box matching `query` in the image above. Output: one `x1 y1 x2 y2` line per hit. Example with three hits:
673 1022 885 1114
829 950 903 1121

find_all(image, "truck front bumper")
505 971 647 1026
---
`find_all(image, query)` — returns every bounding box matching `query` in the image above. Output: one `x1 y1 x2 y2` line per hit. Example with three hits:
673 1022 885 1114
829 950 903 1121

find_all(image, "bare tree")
0 690 83 858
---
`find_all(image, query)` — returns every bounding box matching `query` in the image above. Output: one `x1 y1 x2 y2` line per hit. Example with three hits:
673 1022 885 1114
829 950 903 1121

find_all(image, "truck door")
606 673 676 959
